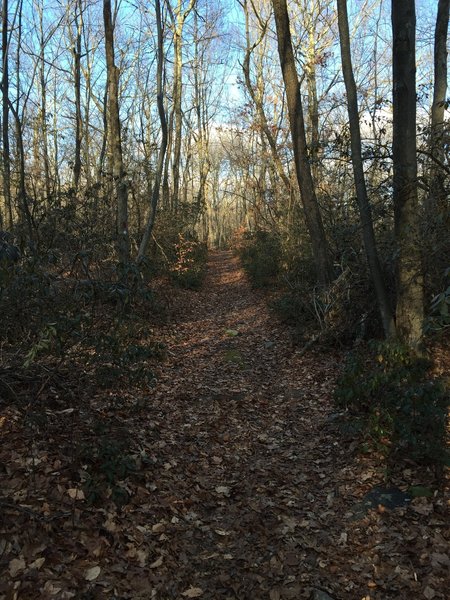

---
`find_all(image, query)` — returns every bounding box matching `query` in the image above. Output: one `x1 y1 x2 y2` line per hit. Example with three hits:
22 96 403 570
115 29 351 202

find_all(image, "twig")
0 499 72 522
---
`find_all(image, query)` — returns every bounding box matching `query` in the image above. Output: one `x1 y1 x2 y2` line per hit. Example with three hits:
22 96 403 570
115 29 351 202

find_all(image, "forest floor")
1 250 449 600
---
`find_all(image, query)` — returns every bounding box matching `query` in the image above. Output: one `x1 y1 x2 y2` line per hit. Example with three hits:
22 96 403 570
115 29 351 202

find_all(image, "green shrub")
238 230 281 288
425 267 450 333
91 329 160 388
335 341 448 465
79 421 137 506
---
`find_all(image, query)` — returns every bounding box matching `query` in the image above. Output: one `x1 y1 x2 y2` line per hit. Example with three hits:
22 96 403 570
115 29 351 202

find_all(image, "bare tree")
2 0 12 227
167 0 196 213
392 0 423 347
137 0 168 260
271 0 334 285
428 0 449 220
103 0 129 264
72 0 83 192
336 0 395 338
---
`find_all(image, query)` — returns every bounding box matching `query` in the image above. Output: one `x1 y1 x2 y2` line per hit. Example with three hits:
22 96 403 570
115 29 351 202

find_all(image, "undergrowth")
169 233 208 289
335 341 449 467
236 229 281 288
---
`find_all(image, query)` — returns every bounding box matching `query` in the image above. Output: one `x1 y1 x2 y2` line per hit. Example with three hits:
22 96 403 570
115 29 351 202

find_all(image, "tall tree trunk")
305 24 319 182
103 0 129 264
427 0 449 220
2 0 12 228
169 0 196 214
337 0 395 338
392 0 423 347
271 0 334 285
10 101 33 240
73 0 83 192
192 8 210 216
37 2 51 201
171 22 182 213
137 0 167 260
52 72 61 198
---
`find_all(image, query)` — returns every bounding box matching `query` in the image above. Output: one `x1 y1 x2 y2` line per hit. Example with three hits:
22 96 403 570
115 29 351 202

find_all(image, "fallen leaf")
84 565 101 581
338 532 347 545
137 550 148 567
214 529 231 536
215 485 230 496
9 557 26 577
67 488 85 500
182 587 204 598
431 552 449 567
29 557 46 569
150 556 163 568
424 586 436 599
104 517 117 532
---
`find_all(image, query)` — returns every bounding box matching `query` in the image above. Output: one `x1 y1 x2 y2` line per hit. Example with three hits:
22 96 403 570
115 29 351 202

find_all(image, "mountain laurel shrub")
335 341 448 466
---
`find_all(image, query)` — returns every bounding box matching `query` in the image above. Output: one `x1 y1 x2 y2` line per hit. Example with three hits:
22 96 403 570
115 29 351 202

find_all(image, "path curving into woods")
1 251 447 599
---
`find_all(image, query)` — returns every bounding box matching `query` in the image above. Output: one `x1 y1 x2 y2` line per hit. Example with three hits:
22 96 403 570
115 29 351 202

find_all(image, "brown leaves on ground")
0 251 448 599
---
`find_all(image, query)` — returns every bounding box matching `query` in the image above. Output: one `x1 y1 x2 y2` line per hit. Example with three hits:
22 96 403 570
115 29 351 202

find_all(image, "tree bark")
2 0 12 228
428 0 449 220
73 0 83 192
169 0 196 213
103 0 129 264
392 0 423 347
337 0 395 338
137 0 167 261
38 3 51 201
271 0 334 285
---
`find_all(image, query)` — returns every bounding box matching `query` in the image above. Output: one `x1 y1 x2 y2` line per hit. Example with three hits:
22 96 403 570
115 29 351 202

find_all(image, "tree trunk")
38 5 51 202
392 0 423 347
428 0 449 220
169 0 196 213
137 0 167 261
73 0 83 192
103 0 129 264
337 0 395 338
2 0 12 228
271 0 334 285
305 25 319 182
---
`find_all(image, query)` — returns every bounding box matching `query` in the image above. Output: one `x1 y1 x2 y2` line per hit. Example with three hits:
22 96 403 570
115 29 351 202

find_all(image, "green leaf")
225 329 239 337
408 485 433 498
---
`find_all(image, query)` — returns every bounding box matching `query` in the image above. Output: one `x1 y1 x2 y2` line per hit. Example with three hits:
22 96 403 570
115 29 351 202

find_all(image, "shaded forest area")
0 0 449 598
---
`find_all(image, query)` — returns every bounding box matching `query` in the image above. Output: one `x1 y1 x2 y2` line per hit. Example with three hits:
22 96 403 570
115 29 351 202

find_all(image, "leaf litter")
0 251 448 599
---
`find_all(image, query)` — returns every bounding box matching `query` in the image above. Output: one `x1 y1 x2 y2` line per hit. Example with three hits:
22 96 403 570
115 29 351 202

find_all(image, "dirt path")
144 250 341 598
2 251 448 599
131 251 447 600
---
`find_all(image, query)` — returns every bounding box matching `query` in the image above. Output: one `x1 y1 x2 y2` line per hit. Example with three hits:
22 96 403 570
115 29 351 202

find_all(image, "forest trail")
130 250 446 600
2 251 447 600
146 249 343 597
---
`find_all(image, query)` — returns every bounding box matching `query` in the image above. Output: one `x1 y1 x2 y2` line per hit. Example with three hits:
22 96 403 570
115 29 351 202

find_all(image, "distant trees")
0 0 447 345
